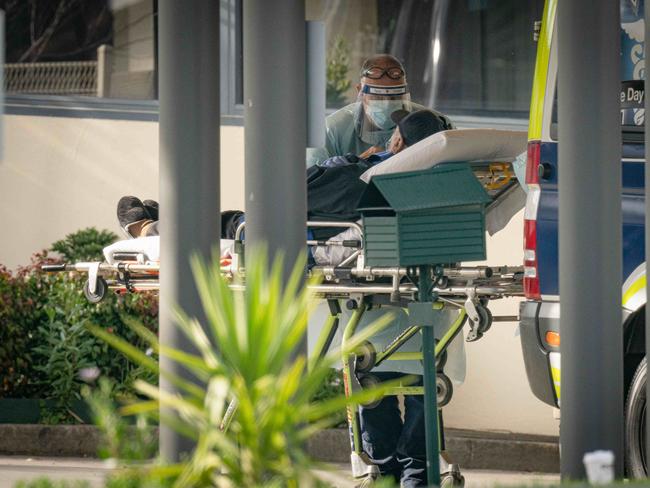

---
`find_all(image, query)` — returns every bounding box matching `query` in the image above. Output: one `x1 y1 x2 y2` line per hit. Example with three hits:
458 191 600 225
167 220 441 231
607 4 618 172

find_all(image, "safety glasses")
362 66 405 80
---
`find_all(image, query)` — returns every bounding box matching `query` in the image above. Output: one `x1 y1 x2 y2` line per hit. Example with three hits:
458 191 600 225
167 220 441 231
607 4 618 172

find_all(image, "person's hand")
388 130 405 154
359 145 384 159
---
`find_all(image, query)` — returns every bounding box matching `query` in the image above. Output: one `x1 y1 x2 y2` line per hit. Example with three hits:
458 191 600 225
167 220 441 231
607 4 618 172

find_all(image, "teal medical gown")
307 101 453 167
307 101 465 382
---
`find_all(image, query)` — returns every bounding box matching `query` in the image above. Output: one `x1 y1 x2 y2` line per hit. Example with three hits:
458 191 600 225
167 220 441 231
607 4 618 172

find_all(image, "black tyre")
83 277 108 303
359 374 381 409
625 356 647 478
436 372 453 407
355 341 377 373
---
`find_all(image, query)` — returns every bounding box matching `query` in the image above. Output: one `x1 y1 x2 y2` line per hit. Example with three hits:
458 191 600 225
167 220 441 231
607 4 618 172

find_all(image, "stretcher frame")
41 159 525 484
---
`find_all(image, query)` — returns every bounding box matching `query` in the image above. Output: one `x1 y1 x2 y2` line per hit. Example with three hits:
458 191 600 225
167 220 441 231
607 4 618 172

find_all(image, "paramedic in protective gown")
313 54 461 488
311 53 452 165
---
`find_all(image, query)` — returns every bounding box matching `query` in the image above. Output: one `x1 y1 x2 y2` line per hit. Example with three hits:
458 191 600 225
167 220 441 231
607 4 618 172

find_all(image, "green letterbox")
358 163 492 267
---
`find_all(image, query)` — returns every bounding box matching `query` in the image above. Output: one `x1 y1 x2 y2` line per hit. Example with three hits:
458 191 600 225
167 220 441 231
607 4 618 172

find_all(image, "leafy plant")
83 378 158 461
0 252 58 397
51 227 118 262
87 248 399 487
309 368 346 427
31 282 158 421
1 229 157 423
326 36 351 108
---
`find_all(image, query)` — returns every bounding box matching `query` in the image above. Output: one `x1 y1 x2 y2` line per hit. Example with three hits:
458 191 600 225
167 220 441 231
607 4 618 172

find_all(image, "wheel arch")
623 263 647 394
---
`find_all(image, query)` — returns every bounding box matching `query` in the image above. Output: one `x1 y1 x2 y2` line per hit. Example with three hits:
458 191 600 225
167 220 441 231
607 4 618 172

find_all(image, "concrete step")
307 428 559 473
0 425 559 473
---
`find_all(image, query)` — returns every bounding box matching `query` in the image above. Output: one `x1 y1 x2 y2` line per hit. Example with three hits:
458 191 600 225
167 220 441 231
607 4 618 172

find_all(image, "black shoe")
142 199 159 220
117 196 149 236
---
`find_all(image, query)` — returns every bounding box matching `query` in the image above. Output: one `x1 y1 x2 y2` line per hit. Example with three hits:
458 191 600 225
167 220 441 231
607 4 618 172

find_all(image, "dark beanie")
391 109 448 147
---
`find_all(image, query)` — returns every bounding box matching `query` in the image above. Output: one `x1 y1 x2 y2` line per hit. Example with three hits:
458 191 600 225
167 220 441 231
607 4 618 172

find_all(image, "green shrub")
0 253 55 397
310 368 346 427
51 227 118 262
0 228 158 424
83 378 158 461
30 275 158 421
1 227 353 430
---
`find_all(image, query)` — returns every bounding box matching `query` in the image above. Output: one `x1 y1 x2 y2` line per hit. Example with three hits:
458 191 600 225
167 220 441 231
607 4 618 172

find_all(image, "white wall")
0 114 557 437
0 114 244 268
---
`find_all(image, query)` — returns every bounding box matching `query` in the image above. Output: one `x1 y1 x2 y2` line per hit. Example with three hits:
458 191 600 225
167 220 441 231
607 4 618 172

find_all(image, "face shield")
354 83 412 146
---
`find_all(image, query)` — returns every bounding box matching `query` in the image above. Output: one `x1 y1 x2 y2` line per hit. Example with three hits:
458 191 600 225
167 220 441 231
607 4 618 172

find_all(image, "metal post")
243 0 307 278
306 21 326 149
158 0 220 462
96 45 112 98
419 266 441 486
558 0 623 479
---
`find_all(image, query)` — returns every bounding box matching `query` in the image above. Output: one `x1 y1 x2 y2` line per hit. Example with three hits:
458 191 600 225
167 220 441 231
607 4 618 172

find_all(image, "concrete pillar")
557 0 623 479
243 0 306 277
158 0 220 461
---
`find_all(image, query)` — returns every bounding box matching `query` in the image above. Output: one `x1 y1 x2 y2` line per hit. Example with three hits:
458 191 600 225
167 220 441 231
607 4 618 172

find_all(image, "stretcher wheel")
359 374 382 409
476 305 493 334
83 277 108 303
355 341 376 373
435 275 449 289
436 372 453 407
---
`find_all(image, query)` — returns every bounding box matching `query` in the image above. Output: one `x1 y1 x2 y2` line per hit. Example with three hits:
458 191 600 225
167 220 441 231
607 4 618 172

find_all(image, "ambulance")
519 0 648 476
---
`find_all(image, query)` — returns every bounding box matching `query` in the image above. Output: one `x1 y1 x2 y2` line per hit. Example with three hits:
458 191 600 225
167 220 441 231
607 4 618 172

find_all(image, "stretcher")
42 128 528 487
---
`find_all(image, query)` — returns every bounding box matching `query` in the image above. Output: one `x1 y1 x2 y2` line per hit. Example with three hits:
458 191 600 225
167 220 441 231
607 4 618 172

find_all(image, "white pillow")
360 128 528 183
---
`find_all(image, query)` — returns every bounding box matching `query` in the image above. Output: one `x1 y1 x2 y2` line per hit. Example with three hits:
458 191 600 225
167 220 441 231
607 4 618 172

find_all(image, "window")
3 0 542 122
4 0 157 100
306 0 543 118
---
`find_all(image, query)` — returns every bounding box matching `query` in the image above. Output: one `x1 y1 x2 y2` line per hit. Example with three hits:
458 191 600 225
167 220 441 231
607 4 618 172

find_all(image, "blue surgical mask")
365 100 403 130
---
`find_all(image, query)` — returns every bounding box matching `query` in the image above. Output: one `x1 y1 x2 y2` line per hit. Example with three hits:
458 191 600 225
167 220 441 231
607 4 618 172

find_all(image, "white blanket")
360 129 528 235
360 128 528 183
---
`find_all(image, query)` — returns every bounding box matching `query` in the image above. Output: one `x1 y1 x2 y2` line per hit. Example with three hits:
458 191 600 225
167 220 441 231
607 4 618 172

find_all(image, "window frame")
4 0 244 126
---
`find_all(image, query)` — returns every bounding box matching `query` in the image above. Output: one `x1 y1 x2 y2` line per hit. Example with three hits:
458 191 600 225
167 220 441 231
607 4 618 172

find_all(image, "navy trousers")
359 372 427 487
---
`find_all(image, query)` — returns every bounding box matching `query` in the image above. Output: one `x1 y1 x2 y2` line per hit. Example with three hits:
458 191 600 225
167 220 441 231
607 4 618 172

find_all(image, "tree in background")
326 36 351 108
2 0 113 62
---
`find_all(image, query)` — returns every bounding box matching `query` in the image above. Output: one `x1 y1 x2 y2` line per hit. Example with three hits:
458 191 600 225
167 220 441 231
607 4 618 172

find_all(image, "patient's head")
388 109 447 154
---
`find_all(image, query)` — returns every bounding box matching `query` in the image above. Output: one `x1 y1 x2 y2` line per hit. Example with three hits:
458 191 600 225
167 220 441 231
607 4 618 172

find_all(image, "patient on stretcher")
116 109 449 244
113 111 528 272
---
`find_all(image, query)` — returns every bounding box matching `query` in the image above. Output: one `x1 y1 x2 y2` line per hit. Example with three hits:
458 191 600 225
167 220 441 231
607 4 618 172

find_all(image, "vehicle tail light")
525 141 541 185
524 141 541 300
545 331 560 347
